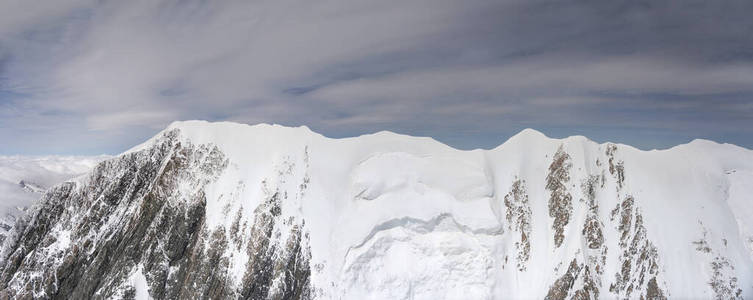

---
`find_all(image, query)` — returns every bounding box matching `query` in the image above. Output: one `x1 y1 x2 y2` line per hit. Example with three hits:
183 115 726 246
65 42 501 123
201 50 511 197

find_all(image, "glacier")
0 120 751 299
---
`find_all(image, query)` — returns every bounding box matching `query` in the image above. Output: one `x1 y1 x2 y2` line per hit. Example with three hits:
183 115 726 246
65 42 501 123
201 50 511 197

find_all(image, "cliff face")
0 121 751 299
0 155 108 245
0 130 310 300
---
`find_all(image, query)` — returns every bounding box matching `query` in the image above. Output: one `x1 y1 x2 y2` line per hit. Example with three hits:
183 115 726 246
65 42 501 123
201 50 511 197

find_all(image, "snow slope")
131 121 753 299
0 155 110 243
1 120 751 299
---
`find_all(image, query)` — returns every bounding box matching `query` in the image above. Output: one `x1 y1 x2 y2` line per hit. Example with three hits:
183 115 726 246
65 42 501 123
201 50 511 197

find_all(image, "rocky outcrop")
573 175 608 300
503 179 531 271
708 255 743 300
547 145 573 248
1 122 750 299
0 129 312 299
239 191 312 300
545 258 581 300
608 196 666 299
606 144 625 190
544 173 608 300
693 224 743 300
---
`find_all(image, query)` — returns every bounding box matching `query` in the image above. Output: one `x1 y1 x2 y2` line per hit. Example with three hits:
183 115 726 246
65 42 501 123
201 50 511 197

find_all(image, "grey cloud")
0 0 752 154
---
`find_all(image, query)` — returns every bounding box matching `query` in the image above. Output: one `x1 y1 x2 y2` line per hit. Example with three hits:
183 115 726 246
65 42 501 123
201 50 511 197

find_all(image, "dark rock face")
0 130 312 299
0 131 744 299
545 173 608 300
573 175 608 300
239 191 312 300
610 197 666 300
503 179 531 271
546 259 581 300
606 144 625 190
582 175 605 250
605 145 667 300
541 145 674 300
547 145 573 248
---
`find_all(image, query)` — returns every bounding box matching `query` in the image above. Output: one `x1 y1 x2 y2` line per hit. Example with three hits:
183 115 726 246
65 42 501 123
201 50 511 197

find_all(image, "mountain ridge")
1 120 751 299
133 120 751 155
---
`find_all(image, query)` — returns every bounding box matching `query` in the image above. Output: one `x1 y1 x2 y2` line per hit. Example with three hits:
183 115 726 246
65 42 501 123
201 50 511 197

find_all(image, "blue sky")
1 0 752 155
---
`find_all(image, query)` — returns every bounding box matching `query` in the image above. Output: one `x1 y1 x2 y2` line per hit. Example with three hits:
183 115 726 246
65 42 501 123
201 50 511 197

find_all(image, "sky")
1 0 752 155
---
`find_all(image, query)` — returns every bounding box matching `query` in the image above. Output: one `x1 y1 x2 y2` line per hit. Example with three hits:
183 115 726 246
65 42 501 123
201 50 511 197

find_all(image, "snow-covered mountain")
0 155 110 244
0 120 751 299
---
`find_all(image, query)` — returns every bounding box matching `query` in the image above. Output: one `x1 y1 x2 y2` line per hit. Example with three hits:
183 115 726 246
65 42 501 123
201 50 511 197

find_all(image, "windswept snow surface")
0 155 110 243
130 265 152 300
119 121 753 299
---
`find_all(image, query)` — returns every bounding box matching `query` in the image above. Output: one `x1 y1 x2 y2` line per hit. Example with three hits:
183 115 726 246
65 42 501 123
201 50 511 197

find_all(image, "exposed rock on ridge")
0 129 313 299
0 121 751 299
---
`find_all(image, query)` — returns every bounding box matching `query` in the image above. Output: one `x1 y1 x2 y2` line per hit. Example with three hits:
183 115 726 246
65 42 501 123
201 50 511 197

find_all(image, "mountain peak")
498 128 552 149
167 120 315 136
3 120 753 299
516 128 548 139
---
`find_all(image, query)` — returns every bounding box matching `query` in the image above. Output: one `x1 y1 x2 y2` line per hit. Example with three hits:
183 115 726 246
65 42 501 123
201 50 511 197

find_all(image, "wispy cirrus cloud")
1 0 752 154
